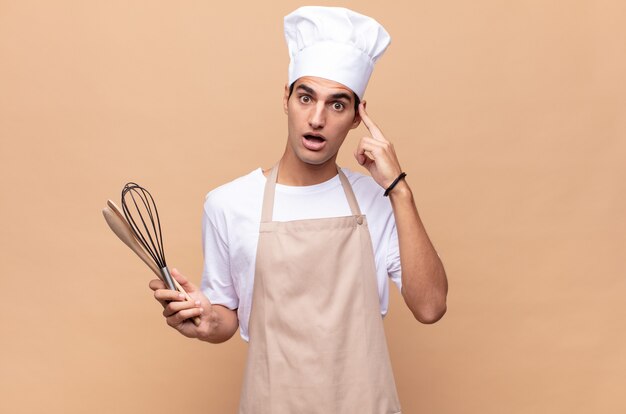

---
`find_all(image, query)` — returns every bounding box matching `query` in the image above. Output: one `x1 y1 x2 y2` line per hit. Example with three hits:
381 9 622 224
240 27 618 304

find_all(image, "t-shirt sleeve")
200 194 239 310
387 221 403 291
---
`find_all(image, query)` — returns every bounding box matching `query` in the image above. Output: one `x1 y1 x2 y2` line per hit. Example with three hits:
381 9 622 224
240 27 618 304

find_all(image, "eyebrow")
296 84 353 103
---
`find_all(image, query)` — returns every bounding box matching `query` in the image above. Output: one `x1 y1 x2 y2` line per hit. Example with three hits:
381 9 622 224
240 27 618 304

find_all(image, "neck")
272 147 339 186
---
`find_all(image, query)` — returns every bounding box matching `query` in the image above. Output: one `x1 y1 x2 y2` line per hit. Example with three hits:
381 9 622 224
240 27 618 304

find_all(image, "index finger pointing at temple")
358 103 385 141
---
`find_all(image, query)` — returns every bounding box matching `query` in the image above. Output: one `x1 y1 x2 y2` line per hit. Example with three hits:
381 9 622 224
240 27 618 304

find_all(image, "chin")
296 152 334 166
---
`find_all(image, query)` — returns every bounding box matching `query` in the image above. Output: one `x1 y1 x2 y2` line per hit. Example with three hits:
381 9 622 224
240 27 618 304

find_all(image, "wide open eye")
332 102 345 111
299 95 311 104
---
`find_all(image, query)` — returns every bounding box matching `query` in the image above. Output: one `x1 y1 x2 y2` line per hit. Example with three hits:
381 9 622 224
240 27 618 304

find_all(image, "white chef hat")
284 6 391 100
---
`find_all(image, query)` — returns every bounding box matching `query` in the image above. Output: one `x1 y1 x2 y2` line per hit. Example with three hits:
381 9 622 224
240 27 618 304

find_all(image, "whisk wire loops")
121 183 167 270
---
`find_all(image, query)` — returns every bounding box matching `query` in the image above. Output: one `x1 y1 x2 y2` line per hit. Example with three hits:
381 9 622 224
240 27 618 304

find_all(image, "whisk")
102 187 200 326
121 182 176 291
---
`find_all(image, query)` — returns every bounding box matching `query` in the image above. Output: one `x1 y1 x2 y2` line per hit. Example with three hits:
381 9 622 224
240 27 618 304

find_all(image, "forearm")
389 180 448 323
200 304 240 344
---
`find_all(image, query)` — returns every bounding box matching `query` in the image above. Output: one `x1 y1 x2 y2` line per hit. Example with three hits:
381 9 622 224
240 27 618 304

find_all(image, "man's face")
283 76 361 167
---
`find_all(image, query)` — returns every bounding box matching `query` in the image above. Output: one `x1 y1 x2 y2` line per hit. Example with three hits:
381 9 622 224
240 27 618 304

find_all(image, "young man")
150 6 447 413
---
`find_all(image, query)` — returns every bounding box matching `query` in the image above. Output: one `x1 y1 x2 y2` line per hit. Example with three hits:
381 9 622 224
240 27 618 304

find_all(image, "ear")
351 100 366 129
283 83 290 114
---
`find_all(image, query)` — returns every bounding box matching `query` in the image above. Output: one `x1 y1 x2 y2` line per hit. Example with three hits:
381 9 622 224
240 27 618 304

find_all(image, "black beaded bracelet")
383 172 407 197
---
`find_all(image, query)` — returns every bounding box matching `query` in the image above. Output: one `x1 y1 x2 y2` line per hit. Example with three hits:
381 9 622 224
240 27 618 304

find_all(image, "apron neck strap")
261 163 362 223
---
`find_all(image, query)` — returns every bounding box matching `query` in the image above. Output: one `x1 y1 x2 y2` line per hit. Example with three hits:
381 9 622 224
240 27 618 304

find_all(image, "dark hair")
288 82 360 113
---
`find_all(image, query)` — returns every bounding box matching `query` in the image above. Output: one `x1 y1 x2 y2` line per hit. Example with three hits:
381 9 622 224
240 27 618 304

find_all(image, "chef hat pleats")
284 6 391 100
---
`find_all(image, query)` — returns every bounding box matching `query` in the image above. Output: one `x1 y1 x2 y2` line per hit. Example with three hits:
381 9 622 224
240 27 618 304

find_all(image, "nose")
308 102 326 130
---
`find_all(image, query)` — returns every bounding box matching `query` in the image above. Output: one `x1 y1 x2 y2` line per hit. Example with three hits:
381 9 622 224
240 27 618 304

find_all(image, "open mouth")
302 134 327 151
303 134 326 143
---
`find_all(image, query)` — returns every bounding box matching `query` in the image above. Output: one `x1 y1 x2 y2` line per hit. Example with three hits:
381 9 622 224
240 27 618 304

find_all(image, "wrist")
384 172 408 197
388 179 412 201
197 308 218 342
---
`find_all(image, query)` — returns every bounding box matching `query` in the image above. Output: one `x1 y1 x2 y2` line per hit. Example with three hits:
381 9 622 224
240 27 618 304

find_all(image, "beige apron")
239 164 401 414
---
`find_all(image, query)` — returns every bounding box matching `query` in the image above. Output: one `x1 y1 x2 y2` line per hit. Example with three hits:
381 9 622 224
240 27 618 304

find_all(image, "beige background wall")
1 1 624 413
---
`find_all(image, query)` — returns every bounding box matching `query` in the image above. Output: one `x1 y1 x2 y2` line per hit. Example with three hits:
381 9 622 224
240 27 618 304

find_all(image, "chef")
150 6 448 413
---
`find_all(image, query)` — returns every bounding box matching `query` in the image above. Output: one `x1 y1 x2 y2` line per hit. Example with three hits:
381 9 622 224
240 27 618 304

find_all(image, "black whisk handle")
159 266 177 291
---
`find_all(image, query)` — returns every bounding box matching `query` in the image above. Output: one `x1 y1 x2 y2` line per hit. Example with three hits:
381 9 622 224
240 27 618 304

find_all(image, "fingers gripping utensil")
121 183 176 290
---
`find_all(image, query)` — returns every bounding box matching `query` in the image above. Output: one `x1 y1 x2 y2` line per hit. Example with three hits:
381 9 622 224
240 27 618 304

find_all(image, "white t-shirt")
201 168 402 341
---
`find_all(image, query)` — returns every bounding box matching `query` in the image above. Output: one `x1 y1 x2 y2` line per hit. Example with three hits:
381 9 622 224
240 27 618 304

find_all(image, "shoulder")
341 168 385 198
341 167 392 220
204 168 265 218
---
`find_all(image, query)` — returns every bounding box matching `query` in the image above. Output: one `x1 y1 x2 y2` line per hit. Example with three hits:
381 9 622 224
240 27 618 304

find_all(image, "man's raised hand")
354 102 403 189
